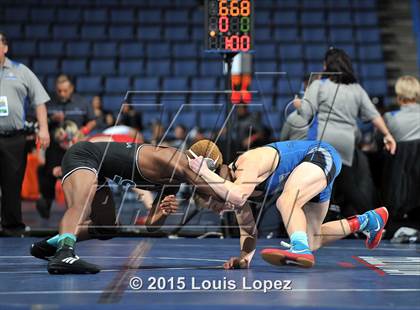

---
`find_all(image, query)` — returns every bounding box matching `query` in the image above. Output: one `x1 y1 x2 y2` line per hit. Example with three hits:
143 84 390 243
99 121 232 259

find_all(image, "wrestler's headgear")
187 139 223 172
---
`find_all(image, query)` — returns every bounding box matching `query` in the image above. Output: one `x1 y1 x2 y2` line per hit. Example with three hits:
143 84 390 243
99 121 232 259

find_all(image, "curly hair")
188 139 223 170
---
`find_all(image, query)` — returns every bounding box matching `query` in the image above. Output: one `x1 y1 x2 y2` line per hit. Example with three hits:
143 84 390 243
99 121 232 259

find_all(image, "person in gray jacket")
384 75 420 142
293 48 396 216
0 32 50 236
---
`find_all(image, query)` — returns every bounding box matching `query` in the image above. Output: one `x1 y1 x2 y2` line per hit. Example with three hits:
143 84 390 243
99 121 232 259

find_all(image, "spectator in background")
280 75 317 141
36 74 96 219
150 122 167 146
380 76 420 231
190 126 206 144
293 48 397 216
299 73 318 97
170 124 188 148
280 110 308 141
120 103 142 131
235 105 266 151
99 103 144 141
384 76 420 142
91 95 107 132
0 32 50 236
105 112 115 128
49 74 96 133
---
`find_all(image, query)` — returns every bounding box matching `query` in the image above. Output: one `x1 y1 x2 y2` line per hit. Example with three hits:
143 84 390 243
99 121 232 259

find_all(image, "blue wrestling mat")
0 238 418 309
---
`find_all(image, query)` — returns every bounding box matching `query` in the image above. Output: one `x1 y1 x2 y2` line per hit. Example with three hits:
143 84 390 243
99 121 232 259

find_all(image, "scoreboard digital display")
205 0 254 53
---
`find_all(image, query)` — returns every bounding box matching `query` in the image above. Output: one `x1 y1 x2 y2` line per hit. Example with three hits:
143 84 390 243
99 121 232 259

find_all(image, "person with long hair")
293 48 396 216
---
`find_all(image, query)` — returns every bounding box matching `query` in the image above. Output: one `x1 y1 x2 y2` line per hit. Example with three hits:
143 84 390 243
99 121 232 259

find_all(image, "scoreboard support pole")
222 52 237 164
221 52 237 239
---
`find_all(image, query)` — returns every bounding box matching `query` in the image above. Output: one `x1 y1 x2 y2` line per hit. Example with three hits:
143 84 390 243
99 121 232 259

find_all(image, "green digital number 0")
240 16 250 33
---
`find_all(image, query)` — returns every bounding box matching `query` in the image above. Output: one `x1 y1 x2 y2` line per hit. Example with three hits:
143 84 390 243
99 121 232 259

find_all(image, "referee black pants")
0 133 27 230
38 141 65 204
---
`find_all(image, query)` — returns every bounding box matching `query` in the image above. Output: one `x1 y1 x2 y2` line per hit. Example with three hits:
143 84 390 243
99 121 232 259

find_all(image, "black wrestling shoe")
47 245 100 275
30 238 57 260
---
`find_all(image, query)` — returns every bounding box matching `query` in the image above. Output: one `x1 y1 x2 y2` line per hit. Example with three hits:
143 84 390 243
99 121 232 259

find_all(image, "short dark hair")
0 32 8 45
324 47 357 84
56 74 74 86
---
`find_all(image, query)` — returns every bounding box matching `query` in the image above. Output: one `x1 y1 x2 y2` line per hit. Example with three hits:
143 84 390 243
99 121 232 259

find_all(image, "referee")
0 32 50 236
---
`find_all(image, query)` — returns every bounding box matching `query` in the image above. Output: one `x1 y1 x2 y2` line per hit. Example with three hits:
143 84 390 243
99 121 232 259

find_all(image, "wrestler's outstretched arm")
224 203 257 269
194 195 257 269
188 156 259 207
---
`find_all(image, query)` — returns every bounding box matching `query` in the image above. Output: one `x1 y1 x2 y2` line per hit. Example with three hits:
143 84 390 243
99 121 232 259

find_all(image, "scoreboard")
205 0 254 53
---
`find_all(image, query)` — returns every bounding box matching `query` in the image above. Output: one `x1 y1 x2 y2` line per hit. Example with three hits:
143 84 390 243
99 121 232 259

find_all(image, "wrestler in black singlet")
61 141 163 190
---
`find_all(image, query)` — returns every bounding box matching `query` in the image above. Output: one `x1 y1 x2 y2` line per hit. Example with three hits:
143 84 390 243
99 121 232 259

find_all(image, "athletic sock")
347 214 368 233
46 234 60 247
290 231 310 252
57 233 77 250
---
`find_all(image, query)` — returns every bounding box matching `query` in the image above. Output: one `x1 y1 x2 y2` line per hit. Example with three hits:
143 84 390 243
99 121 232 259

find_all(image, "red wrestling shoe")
363 207 389 250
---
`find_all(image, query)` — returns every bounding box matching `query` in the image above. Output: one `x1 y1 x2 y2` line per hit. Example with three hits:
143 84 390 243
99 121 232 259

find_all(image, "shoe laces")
280 241 312 254
280 241 292 249
58 246 76 258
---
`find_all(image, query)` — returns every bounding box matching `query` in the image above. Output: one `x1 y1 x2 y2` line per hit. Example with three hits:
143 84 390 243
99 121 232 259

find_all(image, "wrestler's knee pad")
88 224 120 240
